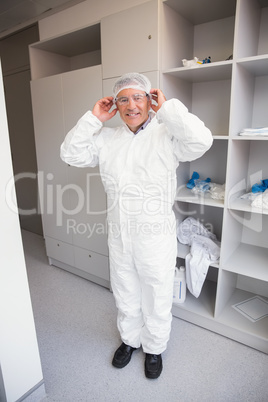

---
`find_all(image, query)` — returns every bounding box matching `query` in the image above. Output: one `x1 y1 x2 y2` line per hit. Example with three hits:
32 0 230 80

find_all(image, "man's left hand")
150 89 166 112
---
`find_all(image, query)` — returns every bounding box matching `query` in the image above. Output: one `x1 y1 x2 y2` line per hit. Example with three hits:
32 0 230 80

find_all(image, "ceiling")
2 0 268 36
0 0 86 36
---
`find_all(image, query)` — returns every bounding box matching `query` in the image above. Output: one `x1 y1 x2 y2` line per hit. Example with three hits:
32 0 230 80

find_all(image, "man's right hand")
92 96 118 122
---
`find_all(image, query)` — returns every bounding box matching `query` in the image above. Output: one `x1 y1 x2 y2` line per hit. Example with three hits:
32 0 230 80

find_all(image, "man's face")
115 88 151 133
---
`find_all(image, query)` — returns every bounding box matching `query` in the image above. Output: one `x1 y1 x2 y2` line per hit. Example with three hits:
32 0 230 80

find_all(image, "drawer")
45 237 74 266
74 246 109 281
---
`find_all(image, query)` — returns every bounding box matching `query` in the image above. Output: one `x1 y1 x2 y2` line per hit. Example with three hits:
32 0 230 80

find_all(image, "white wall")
0 60 44 402
39 0 149 40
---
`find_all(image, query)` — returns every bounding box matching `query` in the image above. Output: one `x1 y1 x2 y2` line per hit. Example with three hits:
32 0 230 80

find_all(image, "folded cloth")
239 127 268 136
208 183 225 200
251 189 268 209
177 217 220 298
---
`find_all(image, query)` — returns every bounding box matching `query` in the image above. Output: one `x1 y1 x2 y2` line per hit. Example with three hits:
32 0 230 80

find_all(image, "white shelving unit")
29 24 101 80
162 0 268 353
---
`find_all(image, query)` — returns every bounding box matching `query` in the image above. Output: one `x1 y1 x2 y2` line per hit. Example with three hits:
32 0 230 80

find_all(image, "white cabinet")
45 236 75 267
29 24 101 80
162 0 268 353
62 67 108 257
68 164 108 256
30 26 109 288
101 0 159 79
31 74 72 243
74 246 109 282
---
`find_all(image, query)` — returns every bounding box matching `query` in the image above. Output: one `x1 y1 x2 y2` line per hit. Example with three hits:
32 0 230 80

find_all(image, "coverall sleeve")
60 111 103 167
156 99 213 162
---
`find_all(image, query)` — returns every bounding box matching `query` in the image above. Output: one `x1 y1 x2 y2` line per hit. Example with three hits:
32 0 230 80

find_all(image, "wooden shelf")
163 61 233 83
237 55 268 76
172 280 217 319
216 288 268 350
163 0 236 25
232 136 268 140
228 195 268 215
29 23 101 79
222 243 268 281
31 24 101 57
175 186 224 208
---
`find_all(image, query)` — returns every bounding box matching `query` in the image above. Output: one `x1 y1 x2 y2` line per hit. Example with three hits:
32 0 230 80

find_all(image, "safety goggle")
114 93 151 106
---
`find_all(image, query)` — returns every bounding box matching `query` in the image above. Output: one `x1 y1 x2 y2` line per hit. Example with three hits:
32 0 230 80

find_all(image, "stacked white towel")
239 127 268 136
251 189 268 209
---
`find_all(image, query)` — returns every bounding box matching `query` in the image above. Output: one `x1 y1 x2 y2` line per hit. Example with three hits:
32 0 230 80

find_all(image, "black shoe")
112 342 137 368
145 353 163 379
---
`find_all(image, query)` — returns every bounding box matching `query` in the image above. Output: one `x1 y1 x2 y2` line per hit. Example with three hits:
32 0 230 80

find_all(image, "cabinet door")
74 246 109 282
62 65 102 132
67 164 108 256
101 0 159 79
31 75 72 243
62 66 108 256
45 236 75 267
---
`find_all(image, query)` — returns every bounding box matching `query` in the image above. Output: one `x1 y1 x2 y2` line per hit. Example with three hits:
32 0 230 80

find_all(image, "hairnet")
113 72 151 98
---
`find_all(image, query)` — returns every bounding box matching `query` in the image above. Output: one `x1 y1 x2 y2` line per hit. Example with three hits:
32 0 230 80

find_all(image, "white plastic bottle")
173 266 186 304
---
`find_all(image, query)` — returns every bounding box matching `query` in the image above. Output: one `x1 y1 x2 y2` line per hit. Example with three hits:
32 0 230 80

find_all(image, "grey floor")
22 230 268 402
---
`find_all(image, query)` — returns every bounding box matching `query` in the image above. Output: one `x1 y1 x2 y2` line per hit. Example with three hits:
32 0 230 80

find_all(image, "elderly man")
60 72 213 379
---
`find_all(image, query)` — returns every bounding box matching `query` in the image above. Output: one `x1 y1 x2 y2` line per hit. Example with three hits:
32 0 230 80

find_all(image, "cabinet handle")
57 243 60 247
148 35 152 40
89 254 91 258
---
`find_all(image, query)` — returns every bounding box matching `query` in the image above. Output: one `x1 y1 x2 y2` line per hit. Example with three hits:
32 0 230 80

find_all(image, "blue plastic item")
187 171 211 192
251 179 268 193
187 171 199 189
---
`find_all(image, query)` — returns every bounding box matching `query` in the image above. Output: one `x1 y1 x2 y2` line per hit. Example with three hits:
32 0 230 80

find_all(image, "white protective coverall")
177 217 221 298
60 98 213 354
